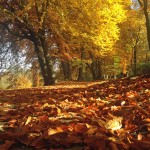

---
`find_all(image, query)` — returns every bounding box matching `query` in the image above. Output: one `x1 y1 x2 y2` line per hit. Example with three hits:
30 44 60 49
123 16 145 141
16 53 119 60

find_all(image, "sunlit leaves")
51 0 129 57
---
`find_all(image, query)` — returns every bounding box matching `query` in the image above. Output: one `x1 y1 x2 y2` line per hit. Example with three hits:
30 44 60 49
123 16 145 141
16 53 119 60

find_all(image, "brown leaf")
17 134 31 145
31 136 47 149
71 123 88 133
0 132 24 141
109 142 119 150
48 127 63 136
84 136 106 149
0 140 15 150
38 115 49 123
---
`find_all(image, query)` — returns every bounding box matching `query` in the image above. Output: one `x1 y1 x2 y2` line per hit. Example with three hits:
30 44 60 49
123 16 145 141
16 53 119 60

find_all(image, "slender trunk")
91 61 97 80
138 0 150 50
77 46 85 81
143 0 150 50
78 67 84 81
91 60 102 80
0 77 3 89
62 61 71 80
89 53 96 80
133 46 137 76
89 52 102 80
97 60 102 80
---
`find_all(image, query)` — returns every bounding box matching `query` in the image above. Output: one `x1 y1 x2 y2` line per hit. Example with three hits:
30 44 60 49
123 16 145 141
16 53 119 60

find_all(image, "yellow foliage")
9 75 32 89
53 0 130 57
0 0 131 60
15 75 32 89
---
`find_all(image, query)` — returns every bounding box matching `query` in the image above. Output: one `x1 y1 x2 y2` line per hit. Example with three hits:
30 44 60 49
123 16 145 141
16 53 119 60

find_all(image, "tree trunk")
78 67 84 81
31 61 40 87
90 60 97 80
89 53 102 80
97 60 102 80
143 0 150 50
77 46 85 81
34 41 54 86
62 61 71 80
90 60 102 80
138 0 150 50
133 46 137 76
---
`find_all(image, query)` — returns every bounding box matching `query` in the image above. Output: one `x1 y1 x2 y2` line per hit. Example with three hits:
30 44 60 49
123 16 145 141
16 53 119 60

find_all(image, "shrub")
8 74 32 89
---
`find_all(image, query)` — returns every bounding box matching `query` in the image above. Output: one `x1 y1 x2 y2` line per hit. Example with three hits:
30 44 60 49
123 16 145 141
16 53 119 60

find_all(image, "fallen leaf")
0 140 15 150
25 116 32 125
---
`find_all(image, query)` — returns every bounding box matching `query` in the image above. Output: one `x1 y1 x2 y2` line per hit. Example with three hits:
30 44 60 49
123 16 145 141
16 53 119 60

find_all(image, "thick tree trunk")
0 1 55 86
34 42 54 86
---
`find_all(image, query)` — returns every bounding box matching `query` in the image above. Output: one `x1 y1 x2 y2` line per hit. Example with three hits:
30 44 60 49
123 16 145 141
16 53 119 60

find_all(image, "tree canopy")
0 0 149 87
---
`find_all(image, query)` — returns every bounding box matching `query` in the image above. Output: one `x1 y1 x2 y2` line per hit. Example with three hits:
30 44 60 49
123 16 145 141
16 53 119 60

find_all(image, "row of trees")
0 0 150 88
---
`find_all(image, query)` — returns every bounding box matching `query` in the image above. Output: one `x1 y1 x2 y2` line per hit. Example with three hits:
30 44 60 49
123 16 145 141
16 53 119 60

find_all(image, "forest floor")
0 75 150 150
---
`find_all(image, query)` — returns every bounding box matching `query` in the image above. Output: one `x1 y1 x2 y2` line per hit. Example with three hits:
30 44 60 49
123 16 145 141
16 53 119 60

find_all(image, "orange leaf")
72 123 88 133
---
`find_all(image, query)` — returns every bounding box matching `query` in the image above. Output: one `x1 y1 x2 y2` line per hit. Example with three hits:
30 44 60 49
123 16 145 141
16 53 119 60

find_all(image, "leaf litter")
0 75 150 150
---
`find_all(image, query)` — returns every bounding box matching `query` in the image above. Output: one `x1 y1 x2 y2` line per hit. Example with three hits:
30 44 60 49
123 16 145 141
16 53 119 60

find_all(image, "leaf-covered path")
0 75 150 150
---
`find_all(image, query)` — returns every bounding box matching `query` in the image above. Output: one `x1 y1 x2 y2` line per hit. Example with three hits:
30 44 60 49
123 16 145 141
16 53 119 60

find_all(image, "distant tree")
56 0 129 80
115 9 147 76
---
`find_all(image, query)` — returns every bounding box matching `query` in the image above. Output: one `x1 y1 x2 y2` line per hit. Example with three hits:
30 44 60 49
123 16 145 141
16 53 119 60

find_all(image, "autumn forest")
0 0 149 87
0 0 150 150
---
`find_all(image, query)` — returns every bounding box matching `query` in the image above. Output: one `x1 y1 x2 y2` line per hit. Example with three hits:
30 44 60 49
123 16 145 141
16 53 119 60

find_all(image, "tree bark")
89 52 102 80
133 45 137 76
34 39 54 86
78 67 84 81
0 1 55 86
31 61 40 87
97 60 102 79
90 60 102 80
62 61 71 80
143 0 150 50
77 46 85 81
138 0 150 50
